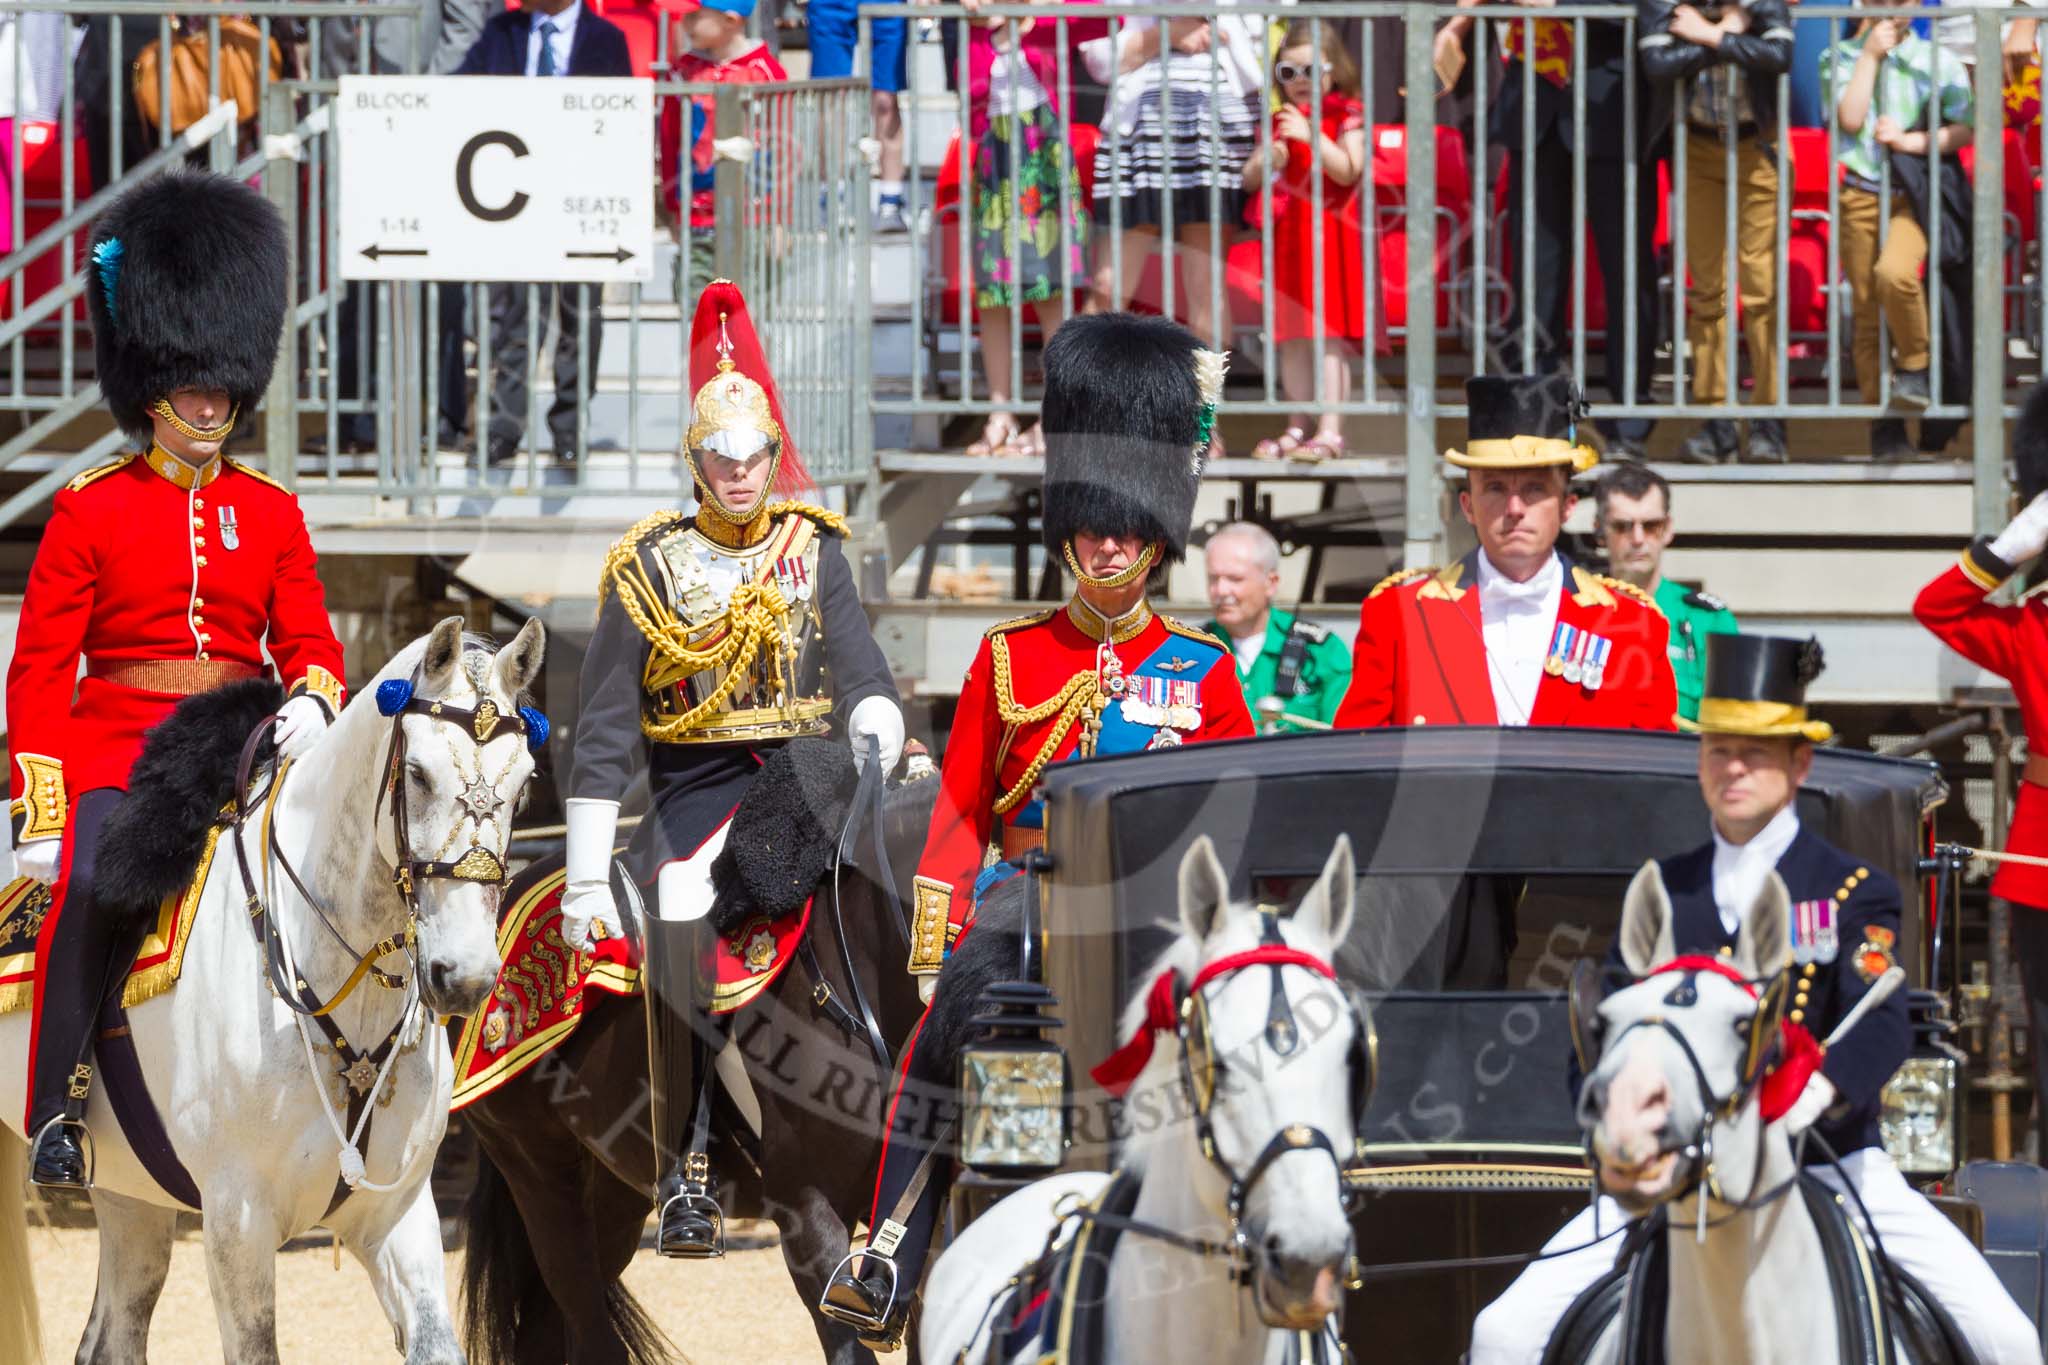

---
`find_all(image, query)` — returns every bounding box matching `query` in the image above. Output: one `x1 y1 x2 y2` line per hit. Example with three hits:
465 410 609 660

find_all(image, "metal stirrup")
28 1111 94 1188
820 1247 901 1332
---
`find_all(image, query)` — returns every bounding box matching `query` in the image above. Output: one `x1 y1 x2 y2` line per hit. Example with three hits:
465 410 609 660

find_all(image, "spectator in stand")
1640 0 1794 465
1204 521 1352 730
1241 20 1380 463
808 0 910 231
1933 0 2038 85
1082 4 1265 352
455 0 634 468
658 0 786 304
1436 0 1660 458
1823 2 1972 461
1597 463 1740 723
316 0 488 453
0 12 70 257
958 2 1104 459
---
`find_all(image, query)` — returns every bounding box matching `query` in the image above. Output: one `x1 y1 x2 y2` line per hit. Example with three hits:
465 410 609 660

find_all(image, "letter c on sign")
456 130 531 222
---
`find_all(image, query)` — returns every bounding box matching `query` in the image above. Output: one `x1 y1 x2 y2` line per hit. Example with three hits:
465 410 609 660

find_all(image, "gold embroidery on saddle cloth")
0 823 228 1014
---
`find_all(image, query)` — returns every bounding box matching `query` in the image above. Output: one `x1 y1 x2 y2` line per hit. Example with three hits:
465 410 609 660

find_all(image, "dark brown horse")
456 754 937 1365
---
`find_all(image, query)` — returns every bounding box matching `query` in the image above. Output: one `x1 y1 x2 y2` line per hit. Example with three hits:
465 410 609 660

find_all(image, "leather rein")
227 674 540 1209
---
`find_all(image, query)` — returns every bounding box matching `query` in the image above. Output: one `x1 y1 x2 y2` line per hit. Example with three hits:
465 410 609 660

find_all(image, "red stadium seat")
1369 125 1469 334
0 122 92 333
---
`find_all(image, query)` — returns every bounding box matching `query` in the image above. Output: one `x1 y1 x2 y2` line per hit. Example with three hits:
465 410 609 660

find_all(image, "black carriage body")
1032 726 1945 1363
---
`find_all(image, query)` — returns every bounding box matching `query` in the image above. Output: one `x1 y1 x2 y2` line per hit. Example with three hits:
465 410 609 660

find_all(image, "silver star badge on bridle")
458 773 502 823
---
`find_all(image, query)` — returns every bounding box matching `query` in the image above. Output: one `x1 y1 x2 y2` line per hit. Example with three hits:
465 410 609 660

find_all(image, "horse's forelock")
367 630 528 705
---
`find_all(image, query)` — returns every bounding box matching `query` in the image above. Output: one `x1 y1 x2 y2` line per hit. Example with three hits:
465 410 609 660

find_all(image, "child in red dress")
1242 22 1378 462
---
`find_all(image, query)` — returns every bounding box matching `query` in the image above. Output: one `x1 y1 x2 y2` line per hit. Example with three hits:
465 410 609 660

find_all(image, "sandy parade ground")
23 1200 829 1364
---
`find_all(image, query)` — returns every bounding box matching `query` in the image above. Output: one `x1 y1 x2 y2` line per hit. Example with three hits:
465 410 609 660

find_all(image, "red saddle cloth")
450 857 811 1110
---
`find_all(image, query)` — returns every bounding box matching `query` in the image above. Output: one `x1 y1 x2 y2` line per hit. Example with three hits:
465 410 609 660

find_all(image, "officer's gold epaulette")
225 458 289 493
64 453 136 493
597 509 686 603
770 500 849 538
1598 574 1664 615
984 607 1058 639
1368 566 1434 599
1161 615 1227 649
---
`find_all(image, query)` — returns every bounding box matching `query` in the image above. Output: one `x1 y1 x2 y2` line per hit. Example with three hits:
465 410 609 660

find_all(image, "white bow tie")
1484 573 1552 607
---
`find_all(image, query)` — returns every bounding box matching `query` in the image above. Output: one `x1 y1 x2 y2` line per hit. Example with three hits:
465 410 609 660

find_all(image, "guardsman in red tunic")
11 173 346 1188
1335 375 1677 731
819 314 1255 1346
1913 378 2048 1134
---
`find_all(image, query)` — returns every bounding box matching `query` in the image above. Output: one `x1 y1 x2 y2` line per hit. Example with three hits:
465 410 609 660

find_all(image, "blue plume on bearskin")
91 679 283 930
87 171 287 441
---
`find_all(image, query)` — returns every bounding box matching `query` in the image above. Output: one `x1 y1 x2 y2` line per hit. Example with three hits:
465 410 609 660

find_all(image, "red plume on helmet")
687 279 812 497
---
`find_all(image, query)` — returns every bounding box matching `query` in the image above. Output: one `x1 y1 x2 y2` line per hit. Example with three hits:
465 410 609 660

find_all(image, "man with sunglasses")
1470 634 2035 1365
1597 462 1741 723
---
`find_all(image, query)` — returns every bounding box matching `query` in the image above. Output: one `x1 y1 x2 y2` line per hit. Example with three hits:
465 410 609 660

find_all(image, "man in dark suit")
1438 1 1661 458
455 1 634 467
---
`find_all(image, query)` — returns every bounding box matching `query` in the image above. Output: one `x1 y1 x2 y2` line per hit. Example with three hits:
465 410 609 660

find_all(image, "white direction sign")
338 75 654 283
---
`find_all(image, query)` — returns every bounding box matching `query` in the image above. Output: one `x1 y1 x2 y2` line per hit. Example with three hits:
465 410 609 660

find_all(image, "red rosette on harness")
1758 1017 1825 1124
686 279 813 497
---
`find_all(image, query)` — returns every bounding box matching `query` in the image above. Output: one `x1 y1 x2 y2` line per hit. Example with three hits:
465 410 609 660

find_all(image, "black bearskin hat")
2015 377 2048 504
1039 313 1224 562
87 172 288 441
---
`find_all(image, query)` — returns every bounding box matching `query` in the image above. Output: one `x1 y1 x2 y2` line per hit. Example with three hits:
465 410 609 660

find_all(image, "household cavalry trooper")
1469 634 2040 1365
819 312 1256 1348
10 173 348 1188
560 279 904 1259
1334 374 1678 731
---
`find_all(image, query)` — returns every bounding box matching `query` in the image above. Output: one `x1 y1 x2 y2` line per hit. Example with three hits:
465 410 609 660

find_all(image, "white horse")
0 615 544 1365
921 834 1368 1365
1576 861 1954 1365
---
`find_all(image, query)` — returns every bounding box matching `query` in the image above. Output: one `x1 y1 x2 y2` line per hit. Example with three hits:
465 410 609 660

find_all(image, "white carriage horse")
1569 860 1967 1365
921 834 1373 1365
0 616 545 1365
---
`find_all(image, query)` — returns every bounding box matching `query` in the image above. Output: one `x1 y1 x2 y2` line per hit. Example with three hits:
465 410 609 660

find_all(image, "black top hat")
1446 374 1598 472
1691 634 1832 742
88 172 288 442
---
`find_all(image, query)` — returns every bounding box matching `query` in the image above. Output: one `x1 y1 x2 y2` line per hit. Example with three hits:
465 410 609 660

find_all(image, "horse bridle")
1156 922 1376 1284
1581 958 1802 1228
230 669 547 1021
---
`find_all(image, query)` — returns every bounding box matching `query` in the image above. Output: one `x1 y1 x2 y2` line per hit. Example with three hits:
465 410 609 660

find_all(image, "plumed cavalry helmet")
87 171 287 444
1039 313 1226 583
685 279 813 527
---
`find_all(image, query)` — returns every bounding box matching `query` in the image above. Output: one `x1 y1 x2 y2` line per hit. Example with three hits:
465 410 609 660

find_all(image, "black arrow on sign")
361 244 428 261
565 247 635 263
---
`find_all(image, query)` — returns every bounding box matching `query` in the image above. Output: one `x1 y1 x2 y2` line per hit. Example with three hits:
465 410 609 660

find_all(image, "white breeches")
655 822 730 923
1468 1148 2041 1365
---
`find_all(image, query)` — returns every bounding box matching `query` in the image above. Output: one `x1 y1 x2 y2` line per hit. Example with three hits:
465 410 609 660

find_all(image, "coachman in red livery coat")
819 314 1255 1348
1913 377 2048 1126
11 173 346 1187
1335 375 1677 732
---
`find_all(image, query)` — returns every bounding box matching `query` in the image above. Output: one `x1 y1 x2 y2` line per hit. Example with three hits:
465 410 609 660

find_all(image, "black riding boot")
26 790 128 1189
643 914 724 1258
822 1026 955 1349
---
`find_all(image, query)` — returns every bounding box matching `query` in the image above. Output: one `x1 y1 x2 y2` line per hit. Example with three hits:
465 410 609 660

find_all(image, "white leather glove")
849 695 906 776
918 974 938 1007
274 694 332 762
561 798 623 952
1990 490 2048 565
13 839 59 885
1781 1073 1838 1137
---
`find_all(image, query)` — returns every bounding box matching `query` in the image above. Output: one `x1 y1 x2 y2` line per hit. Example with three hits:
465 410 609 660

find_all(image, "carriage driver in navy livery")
558 280 905 1260
1468 634 2039 1365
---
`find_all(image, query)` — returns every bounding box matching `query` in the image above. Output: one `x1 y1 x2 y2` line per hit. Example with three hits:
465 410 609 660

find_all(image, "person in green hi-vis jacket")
1203 522 1352 730
1597 463 1740 722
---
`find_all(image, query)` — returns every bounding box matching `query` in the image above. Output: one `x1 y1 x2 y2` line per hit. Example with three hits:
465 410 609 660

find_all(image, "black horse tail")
459 1144 671 1365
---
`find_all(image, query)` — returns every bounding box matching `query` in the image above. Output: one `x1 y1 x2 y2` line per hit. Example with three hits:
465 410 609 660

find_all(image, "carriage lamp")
958 980 1070 1175
1881 1054 1960 1176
